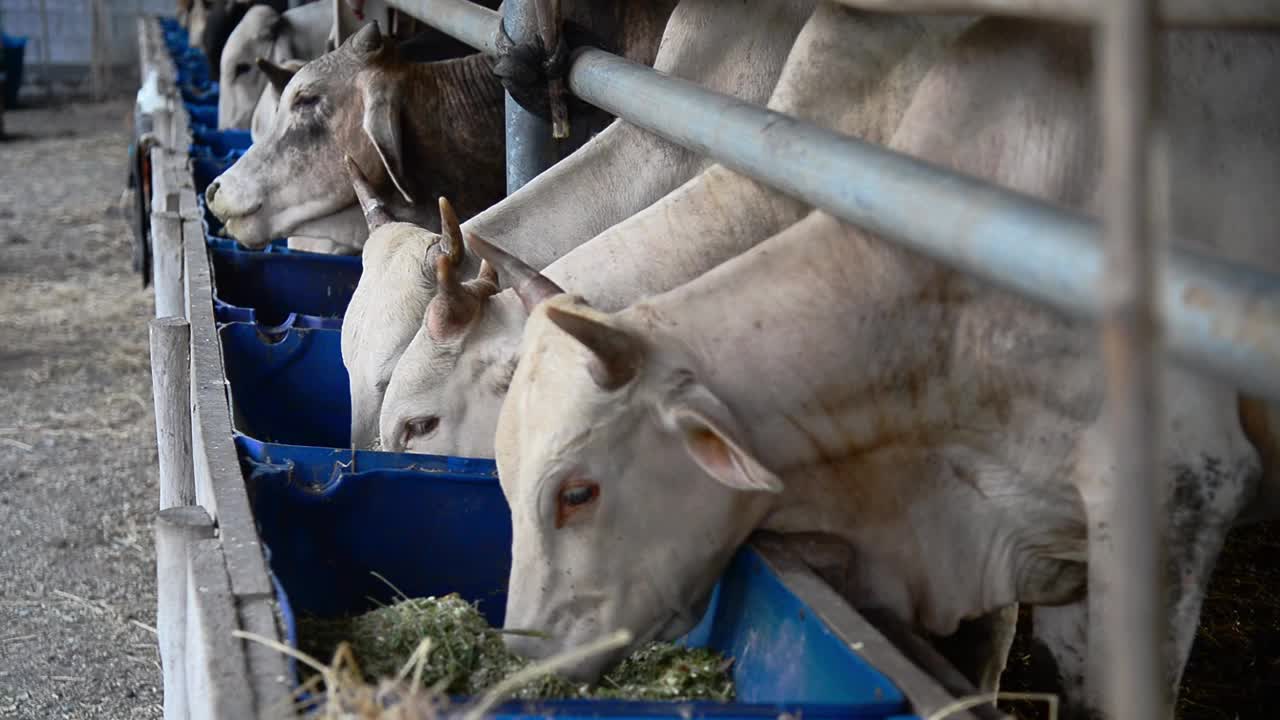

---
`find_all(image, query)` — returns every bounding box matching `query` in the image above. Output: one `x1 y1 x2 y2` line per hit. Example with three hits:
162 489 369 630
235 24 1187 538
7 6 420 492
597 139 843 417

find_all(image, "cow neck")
624 215 1073 634
395 55 505 219
629 211 976 488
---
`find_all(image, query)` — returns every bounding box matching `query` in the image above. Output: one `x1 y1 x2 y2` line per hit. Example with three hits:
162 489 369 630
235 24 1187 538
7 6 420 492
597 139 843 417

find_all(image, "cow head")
494 273 782 680
218 4 288 129
207 22 413 249
341 163 471 448
378 235 560 458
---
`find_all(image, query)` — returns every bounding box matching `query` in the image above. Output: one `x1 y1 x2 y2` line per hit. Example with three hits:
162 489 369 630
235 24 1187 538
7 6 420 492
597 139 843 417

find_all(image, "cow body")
494 12 1280 719
377 7 972 460
341 0 821 449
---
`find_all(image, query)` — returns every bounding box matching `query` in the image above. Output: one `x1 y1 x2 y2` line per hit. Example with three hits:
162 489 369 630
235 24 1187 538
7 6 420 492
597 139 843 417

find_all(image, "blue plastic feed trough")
191 147 243 191
191 128 251 158
2 34 26 108
220 324 352 448
244 439 912 718
187 103 218 128
210 248 360 329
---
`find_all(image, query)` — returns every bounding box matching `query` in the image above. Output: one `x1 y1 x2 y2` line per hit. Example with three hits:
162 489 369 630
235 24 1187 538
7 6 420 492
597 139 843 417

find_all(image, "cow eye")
403 416 439 443
555 480 600 529
293 94 320 110
234 62 252 78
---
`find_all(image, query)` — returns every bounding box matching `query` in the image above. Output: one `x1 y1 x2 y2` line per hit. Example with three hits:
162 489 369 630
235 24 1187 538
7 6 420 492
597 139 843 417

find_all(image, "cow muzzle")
502 631 630 684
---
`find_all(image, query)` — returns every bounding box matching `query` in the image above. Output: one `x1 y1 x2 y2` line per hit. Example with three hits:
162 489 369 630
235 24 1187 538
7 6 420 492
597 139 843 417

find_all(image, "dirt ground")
0 99 162 719
0 97 1276 720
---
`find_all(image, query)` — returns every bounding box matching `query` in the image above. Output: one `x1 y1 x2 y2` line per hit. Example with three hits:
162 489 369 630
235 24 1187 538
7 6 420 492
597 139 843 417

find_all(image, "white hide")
494 14 1280 718
217 1 330 129
377 9 972 459
342 0 821 449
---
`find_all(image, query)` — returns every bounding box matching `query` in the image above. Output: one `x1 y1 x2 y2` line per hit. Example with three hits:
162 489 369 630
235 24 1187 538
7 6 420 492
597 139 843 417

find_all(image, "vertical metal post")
38 0 52 100
1096 1 1166 719
502 0 556 193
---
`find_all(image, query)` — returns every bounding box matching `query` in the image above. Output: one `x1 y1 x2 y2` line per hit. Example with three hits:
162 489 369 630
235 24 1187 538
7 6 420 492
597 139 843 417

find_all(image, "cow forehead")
502 305 651 490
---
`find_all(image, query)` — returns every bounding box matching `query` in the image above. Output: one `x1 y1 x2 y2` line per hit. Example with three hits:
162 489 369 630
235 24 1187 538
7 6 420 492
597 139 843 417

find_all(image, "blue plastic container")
220 324 352 447
2 34 26 108
210 248 360 329
190 146 244 191
241 437 913 717
187 103 218 128
191 127 251 157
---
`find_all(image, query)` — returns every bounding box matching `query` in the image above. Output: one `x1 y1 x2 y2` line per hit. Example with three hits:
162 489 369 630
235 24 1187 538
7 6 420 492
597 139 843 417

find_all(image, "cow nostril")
205 182 220 204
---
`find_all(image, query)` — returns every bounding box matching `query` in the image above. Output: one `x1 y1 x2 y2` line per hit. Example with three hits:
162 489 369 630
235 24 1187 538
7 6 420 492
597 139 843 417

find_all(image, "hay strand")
924 691 1059 720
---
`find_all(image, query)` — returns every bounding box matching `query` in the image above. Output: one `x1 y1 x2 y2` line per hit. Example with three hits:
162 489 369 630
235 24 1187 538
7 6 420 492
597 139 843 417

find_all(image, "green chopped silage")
297 593 735 702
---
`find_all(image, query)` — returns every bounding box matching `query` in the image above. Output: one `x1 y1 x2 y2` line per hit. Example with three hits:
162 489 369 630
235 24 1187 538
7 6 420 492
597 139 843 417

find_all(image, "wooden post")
150 317 195 509
185 538 256 720
151 157 185 318
37 0 52 100
90 0 109 101
156 506 216 720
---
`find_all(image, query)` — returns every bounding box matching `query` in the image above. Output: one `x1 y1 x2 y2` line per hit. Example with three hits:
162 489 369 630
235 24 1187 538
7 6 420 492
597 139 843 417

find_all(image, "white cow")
492 12 1280 720
376 8 971 461
341 0 822 449
217 1 331 130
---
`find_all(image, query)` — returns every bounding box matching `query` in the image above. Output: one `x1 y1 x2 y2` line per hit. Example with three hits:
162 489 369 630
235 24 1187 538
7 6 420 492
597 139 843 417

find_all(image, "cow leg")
932 604 1018 695
1035 388 1259 719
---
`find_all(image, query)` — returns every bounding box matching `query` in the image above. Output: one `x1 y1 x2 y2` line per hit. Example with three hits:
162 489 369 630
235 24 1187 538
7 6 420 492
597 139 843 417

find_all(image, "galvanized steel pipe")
502 0 558 192
363 1 1280 400
829 0 1280 27
1095 0 1167 718
383 0 501 54
563 48 1280 400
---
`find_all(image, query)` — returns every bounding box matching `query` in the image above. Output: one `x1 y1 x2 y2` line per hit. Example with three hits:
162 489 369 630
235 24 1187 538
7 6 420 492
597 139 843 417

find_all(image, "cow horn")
545 306 643 391
349 21 383 54
344 155 394 230
465 232 564 312
438 197 464 268
426 253 500 340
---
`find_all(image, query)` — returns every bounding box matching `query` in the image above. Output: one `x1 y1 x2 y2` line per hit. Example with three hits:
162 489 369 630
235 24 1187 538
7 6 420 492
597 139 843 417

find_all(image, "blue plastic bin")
190 146 244 191
2 34 26 108
191 127 251 157
187 103 218 128
241 436 912 717
210 248 360 329
220 324 352 447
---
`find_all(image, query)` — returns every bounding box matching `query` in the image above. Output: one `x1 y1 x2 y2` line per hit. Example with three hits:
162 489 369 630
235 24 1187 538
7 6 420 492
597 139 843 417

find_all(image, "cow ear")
361 81 414 205
425 254 500 342
661 383 783 494
424 201 499 341
269 13 289 40
256 57 296 92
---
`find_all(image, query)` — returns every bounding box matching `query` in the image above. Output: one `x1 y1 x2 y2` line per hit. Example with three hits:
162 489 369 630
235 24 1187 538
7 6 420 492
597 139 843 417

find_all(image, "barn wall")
0 0 174 95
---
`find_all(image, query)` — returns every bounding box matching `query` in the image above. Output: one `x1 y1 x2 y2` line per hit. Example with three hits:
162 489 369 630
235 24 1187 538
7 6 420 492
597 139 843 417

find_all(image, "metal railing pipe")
502 0 558 192
829 0 1280 27
359 0 1280 398
383 0 501 54
565 48 1280 401
1096 0 1167 717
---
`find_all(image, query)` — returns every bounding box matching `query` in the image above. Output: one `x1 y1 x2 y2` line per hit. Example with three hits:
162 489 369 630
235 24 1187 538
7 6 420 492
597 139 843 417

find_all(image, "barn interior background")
1 2 1279 719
